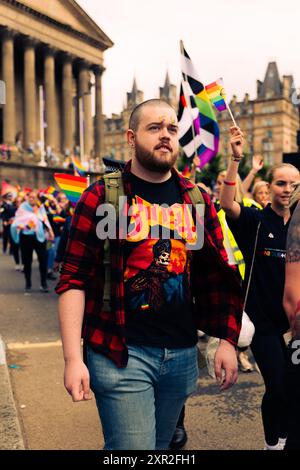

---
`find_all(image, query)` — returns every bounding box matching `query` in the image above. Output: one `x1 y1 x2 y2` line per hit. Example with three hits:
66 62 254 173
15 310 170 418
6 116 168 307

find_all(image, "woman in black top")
220 126 300 450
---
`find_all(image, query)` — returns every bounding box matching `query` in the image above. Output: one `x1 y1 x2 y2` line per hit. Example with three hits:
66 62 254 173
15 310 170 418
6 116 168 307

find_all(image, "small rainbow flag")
205 78 227 112
182 165 191 178
53 215 66 224
71 156 86 177
54 173 87 204
44 185 56 194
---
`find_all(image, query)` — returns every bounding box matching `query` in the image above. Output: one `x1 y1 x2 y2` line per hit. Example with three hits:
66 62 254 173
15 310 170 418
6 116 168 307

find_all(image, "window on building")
264 153 274 165
263 119 273 126
262 105 276 114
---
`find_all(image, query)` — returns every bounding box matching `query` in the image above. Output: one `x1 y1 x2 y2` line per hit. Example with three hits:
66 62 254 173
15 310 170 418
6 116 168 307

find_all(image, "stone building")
218 62 299 165
0 0 113 164
102 73 178 162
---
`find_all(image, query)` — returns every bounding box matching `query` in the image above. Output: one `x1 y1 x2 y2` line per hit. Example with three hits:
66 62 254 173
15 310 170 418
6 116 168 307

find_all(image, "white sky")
78 0 300 117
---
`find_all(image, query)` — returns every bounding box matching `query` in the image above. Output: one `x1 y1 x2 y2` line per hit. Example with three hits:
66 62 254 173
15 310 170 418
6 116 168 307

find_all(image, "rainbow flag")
44 185 56 194
180 43 219 168
54 173 87 204
205 78 227 112
71 156 86 177
53 215 66 224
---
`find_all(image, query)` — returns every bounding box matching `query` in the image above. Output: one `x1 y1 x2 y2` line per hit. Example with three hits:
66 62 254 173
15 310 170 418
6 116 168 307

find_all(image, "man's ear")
127 129 135 147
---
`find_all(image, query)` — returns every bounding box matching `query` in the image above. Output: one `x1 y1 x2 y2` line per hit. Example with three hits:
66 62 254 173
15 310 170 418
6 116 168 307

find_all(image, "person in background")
11 191 54 292
252 181 271 208
220 125 300 450
1 192 15 255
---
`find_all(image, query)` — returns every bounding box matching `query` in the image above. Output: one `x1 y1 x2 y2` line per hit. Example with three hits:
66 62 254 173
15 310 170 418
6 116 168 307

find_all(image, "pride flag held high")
178 81 202 160
54 173 87 204
71 156 86 177
205 78 227 112
179 42 219 168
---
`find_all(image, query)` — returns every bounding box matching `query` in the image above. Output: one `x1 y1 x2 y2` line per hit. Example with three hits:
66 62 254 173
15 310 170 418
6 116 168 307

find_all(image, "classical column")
44 46 56 149
23 37 37 147
93 65 105 159
78 62 93 160
1 28 16 144
62 53 73 153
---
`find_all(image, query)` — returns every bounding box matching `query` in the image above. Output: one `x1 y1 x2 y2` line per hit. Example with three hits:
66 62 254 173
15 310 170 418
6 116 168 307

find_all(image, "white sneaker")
264 440 285 450
278 438 286 449
238 351 254 372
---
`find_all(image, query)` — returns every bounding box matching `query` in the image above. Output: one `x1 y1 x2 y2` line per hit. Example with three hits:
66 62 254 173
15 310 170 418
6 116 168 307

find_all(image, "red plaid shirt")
56 161 243 367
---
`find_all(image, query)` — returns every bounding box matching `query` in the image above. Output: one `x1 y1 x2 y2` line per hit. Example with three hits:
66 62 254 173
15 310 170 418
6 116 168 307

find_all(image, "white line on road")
7 340 63 350
0 336 6 365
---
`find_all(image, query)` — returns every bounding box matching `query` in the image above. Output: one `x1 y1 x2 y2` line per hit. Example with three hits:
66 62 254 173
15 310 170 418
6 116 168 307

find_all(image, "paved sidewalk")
0 336 24 450
0 252 265 450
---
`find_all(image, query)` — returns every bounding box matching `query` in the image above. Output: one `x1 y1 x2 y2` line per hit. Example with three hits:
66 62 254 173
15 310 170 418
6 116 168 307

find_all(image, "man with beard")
56 99 243 450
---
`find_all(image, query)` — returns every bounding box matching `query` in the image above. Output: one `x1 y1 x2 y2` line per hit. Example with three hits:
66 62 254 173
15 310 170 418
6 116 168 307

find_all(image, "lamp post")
76 85 94 165
38 85 47 167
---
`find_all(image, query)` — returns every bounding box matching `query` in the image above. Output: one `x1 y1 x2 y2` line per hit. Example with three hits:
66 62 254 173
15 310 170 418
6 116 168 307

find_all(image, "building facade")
102 73 178 162
218 62 299 165
0 0 113 164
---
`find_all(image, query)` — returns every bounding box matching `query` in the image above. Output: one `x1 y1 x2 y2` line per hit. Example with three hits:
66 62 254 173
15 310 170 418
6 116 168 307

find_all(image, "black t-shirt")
123 172 198 348
227 204 290 335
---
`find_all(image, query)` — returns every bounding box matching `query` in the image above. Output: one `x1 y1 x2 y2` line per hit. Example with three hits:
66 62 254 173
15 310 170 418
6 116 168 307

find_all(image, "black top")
227 204 290 335
123 172 198 348
55 216 72 263
1 202 16 222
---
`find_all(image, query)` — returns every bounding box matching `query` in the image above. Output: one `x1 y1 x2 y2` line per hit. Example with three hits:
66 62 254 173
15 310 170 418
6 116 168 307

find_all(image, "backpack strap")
103 170 125 215
186 184 205 206
102 171 124 312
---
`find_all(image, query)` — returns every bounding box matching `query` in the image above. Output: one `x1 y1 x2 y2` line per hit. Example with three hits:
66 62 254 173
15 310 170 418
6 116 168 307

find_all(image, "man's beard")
134 141 178 173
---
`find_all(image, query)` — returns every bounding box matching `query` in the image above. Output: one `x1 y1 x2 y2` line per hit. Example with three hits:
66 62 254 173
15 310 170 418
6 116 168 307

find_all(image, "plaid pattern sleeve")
56 178 129 368
177 177 243 346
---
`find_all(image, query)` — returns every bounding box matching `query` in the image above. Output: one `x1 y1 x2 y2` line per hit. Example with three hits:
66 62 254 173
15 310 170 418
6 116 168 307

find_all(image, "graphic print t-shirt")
124 172 198 348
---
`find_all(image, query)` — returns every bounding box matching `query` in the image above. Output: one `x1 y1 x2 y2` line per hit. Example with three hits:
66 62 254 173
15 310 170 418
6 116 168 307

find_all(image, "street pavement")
0 252 265 450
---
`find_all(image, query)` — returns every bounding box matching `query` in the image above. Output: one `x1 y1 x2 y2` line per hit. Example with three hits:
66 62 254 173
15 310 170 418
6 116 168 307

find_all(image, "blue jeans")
47 236 60 271
86 344 198 450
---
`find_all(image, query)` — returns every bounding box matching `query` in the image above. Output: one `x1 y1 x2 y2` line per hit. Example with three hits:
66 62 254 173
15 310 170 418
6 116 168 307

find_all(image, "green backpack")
101 171 204 312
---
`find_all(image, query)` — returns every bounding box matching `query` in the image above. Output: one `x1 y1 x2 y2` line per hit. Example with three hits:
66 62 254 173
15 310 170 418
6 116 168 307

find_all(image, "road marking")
7 340 63 350
0 336 6 365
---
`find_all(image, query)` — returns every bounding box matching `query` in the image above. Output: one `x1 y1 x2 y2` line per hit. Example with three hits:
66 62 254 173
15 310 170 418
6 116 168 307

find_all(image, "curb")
0 335 25 450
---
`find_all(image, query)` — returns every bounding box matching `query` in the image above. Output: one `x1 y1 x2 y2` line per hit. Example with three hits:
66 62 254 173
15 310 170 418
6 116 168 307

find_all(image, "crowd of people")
1 98 300 451
0 187 73 292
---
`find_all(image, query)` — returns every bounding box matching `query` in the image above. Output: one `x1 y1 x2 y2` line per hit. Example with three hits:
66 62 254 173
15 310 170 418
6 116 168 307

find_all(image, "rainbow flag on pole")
205 78 227 112
71 156 86 177
54 173 87 204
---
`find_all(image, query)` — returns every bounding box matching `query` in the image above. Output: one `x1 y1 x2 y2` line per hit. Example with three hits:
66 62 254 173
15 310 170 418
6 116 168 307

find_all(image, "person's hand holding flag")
230 126 244 160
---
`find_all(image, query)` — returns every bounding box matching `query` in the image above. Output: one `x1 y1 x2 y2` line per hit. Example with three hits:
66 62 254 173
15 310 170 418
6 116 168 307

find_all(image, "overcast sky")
78 0 300 117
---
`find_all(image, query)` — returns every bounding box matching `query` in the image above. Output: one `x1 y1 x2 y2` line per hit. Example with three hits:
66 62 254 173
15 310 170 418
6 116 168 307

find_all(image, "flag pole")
225 100 238 128
180 40 199 177
38 85 47 167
